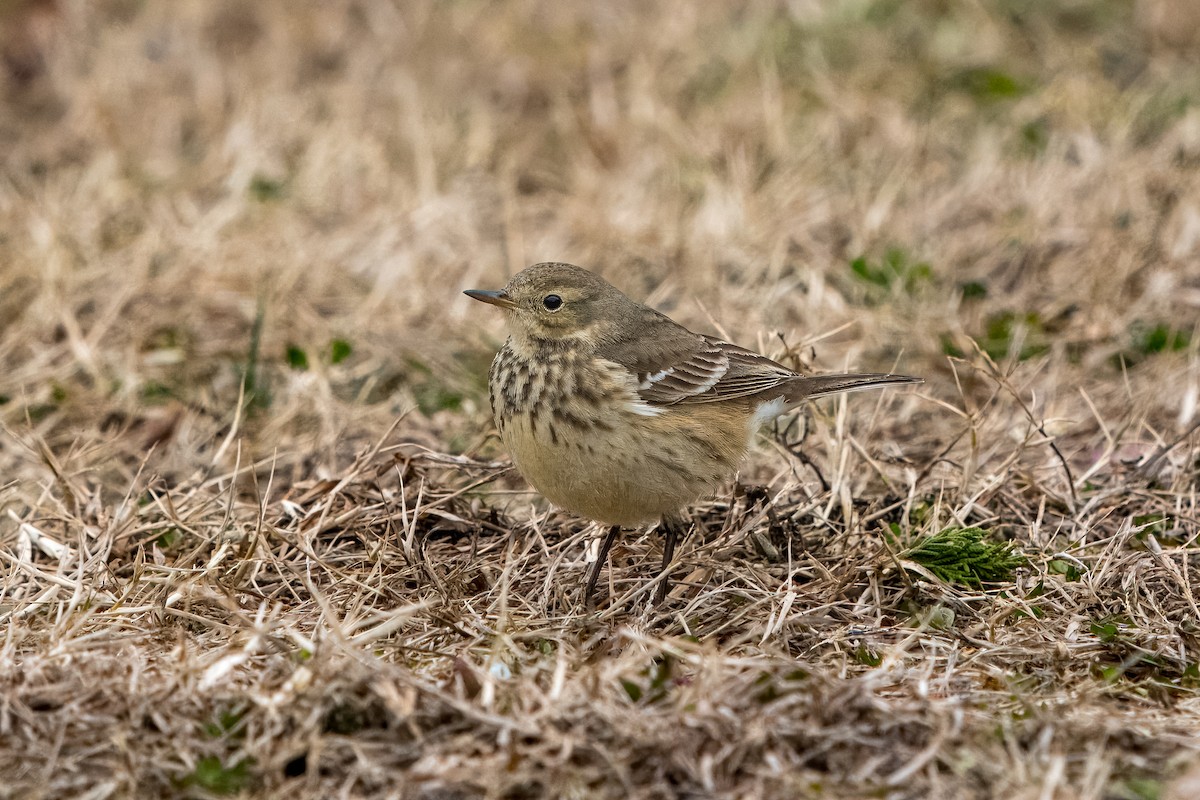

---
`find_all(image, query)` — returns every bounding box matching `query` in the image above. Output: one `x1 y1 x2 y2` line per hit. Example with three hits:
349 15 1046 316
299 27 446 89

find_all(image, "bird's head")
465 262 635 351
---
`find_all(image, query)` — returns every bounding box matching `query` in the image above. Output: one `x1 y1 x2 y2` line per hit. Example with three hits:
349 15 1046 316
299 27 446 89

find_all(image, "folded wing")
596 310 799 406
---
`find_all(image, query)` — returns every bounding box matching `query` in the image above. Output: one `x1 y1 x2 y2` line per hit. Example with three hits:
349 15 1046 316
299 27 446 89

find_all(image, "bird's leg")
654 515 686 604
584 525 621 609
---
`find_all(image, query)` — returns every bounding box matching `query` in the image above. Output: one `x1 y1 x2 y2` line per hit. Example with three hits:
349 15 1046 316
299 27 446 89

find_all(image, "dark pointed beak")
464 289 517 309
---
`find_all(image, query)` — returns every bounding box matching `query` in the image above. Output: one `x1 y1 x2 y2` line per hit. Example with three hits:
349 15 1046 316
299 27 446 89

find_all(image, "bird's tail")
784 373 922 403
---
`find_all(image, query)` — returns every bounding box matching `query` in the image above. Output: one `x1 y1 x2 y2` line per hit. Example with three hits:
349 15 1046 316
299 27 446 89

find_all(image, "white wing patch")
751 395 788 428
630 398 666 417
638 368 675 389
635 348 730 404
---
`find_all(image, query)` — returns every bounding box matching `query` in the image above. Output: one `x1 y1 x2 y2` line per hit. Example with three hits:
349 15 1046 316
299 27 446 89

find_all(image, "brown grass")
2 1 1199 797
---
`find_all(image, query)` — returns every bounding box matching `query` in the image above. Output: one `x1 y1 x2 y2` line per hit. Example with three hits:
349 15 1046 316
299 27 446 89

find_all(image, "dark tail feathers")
785 373 922 402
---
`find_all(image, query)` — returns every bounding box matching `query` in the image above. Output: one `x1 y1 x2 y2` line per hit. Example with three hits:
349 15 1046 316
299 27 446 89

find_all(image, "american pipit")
466 262 920 606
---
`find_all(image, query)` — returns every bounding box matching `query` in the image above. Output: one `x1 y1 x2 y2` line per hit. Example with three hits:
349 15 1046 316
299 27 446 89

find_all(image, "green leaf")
1090 620 1119 643
1019 118 1050 155
184 756 254 795
854 646 882 667
903 527 1025 587
242 297 270 410
1182 663 1200 687
1048 559 1081 581
939 334 965 358
1113 321 1191 369
1107 777 1162 800
951 66 1028 103
154 529 180 549
140 380 172 404
959 280 988 300
26 402 58 422
1134 323 1189 355
286 345 309 370
850 256 889 288
1010 605 1044 620
414 382 464 415
648 656 673 696
978 310 1048 361
249 174 286 202
849 248 933 299
1089 615 1131 645
329 338 353 365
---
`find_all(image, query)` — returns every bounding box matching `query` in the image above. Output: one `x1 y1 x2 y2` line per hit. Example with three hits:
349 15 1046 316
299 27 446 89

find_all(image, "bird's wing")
595 310 797 406
697 338 799 402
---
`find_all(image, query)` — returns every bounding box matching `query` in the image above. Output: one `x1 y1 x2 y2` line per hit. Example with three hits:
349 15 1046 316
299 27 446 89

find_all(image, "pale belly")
490 344 758 526
499 398 752 526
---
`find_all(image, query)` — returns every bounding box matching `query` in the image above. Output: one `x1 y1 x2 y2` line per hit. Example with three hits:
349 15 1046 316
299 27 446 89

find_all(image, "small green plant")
249 174 286 202
181 756 254 796
1048 559 1082 581
1005 581 1046 620
1106 776 1162 800
620 655 675 705
406 357 466 415
139 380 173 403
1113 322 1191 369
329 338 353 365
903 527 1025 587
949 66 1028 103
914 604 956 630
959 280 988 300
1133 90 1192 146
978 310 1049 362
682 56 732 105
242 299 270 410
154 529 181 549
1090 620 1120 644
854 646 882 667
849 248 932 300
1132 322 1189 354
753 668 809 703
26 402 58 422
1132 513 1172 540
1183 663 1200 688
1019 117 1050 156
285 345 309 370
203 708 246 740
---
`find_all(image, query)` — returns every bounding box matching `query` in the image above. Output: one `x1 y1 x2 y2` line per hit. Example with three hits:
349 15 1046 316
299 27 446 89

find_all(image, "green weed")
904 527 1025 587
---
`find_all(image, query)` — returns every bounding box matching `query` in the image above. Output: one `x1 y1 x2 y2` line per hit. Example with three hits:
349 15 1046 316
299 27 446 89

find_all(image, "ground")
1 1 1199 798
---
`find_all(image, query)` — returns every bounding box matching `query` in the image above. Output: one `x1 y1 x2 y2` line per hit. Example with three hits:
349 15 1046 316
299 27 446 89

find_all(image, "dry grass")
2 1 1200 797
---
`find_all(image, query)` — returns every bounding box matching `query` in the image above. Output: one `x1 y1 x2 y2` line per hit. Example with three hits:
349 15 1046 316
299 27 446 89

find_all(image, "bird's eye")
542 294 563 311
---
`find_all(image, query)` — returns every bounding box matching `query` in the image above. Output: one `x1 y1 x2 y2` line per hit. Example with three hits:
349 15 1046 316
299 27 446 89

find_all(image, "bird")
465 262 920 607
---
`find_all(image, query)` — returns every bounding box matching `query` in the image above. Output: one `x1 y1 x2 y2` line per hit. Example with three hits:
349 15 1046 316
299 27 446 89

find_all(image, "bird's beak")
463 289 517 309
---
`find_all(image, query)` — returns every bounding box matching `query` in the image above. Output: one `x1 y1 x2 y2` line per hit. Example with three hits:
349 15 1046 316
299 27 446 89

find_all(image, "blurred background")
4 4 1200 796
1 0 1198 476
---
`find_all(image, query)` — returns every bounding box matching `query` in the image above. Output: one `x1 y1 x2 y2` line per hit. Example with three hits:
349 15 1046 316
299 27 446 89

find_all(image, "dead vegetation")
1 1 1199 798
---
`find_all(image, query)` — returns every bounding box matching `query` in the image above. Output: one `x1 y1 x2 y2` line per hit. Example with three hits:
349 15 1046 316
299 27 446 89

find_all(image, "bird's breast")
487 346 758 525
